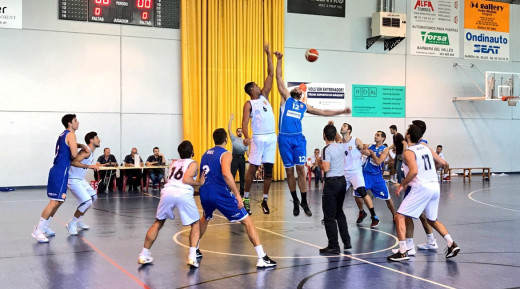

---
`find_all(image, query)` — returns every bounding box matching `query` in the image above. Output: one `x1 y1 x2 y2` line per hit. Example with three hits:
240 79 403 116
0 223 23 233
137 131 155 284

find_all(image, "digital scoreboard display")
59 0 179 28
88 0 154 26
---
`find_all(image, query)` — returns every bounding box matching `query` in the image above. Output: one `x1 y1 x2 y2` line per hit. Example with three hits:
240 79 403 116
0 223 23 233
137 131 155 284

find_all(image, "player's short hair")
314 148 320 151
244 82 255 96
412 120 427 137
437 145 443 149
213 128 227 145
324 124 337 141
104 148 110 153
389 124 397 131
290 89 301 99
62 114 76 128
407 125 422 143
344 123 352 133
178 141 194 159
153 147 159 151
84 131 97 144
378 130 386 140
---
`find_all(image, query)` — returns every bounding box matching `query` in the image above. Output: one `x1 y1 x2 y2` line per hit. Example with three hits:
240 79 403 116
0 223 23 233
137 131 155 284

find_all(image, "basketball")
299 83 307 92
305 49 319 62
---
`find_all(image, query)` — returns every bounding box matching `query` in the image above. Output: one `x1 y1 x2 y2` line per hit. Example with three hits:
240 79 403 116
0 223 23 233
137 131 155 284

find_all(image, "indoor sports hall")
1 0 520 288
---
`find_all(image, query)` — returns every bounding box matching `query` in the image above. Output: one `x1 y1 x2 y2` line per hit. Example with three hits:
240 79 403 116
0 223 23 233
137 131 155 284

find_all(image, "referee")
318 124 351 254
228 114 249 197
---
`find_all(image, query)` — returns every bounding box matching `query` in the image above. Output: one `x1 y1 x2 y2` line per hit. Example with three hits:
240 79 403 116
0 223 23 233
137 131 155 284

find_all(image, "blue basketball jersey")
53 130 72 167
279 97 307 135
200 146 228 188
362 144 386 175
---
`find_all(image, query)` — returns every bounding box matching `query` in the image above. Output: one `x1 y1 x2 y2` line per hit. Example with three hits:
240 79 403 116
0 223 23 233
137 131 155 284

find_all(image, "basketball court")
2 174 519 289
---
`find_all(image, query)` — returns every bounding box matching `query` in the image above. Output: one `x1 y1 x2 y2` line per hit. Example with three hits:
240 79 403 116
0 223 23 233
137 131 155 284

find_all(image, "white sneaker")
43 226 56 236
76 221 90 230
417 240 439 250
392 246 416 256
138 254 154 264
32 227 49 243
66 221 78 236
256 254 277 267
390 175 398 184
187 258 199 268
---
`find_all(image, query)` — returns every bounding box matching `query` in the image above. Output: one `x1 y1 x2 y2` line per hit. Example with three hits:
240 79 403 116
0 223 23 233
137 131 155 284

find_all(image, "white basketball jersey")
249 95 275 135
164 159 196 191
343 137 363 172
68 146 94 179
403 144 438 186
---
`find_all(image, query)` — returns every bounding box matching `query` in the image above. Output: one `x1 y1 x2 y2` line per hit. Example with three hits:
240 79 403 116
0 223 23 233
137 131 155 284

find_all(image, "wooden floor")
1 174 520 289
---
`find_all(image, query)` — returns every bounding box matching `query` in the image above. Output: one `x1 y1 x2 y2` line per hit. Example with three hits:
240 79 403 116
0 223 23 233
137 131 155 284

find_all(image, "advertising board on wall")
287 0 345 18
409 0 460 58
0 0 22 29
464 1 509 61
352 85 405 118
287 82 346 111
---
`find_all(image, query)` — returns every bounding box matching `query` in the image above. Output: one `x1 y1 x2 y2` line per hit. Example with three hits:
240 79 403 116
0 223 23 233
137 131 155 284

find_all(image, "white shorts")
397 182 440 220
156 186 200 226
249 133 277 166
67 178 96 203
344 170 365 193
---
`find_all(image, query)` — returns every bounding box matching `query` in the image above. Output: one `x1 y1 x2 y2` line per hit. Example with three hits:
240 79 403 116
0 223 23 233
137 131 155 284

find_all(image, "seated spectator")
124 147 144 191
145 147 166 190
436 145 451 181
310 148 323 187
96 147 118 192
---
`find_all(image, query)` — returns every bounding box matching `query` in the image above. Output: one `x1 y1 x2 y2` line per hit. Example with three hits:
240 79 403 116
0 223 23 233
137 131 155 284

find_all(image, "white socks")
244 192 250 198
427 233 435 243
263 194 268 199
141 248 150 256
406 238 414 249
399 241 407 253
254 245 265 258
189 247 197 259
444 234 454 247
37 217 47 231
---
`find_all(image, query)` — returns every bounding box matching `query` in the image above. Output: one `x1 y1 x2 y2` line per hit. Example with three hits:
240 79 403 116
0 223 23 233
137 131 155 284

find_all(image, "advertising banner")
409 0 460 58
287 82 346 111
287 0 345 18
464 1 509 61
0 0 22 29
352 85 405 118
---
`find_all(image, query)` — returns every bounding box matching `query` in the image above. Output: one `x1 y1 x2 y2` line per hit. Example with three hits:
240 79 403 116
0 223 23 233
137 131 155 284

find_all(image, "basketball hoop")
502 96 519 106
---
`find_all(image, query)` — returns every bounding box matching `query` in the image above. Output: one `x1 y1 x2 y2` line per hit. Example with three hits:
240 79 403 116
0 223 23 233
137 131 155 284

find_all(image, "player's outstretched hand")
90 164 100 171
264 42 270 55
274 51 283 60
230 113 234 121
327 120 334 125
344 107 352 114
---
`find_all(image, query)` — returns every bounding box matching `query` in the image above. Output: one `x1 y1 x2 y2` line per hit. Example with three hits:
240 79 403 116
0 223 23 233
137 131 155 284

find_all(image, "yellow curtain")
181 0 285 181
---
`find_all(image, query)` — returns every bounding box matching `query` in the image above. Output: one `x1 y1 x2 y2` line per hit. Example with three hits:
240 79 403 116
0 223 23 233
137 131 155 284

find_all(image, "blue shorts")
363 173 390 200
278 134 307 168
47 165 70 201
199 184 248 222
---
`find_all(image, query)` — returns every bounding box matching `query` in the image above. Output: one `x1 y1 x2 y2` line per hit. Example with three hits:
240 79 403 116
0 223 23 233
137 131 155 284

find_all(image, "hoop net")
502 96 519 107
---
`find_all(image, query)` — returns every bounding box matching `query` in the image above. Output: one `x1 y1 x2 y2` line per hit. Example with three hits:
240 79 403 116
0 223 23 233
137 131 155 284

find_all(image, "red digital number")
142 11 149 20
95 0 110 5
137 0 152 9
94 7 102 16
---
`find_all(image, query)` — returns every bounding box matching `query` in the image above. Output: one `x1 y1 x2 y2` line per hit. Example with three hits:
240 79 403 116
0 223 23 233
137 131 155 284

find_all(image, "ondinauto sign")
421 32 450 45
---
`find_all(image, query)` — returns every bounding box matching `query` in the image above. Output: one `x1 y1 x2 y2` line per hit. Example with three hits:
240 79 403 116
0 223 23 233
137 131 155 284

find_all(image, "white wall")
0 0 182 186
287 0 520 173
1 0 519 186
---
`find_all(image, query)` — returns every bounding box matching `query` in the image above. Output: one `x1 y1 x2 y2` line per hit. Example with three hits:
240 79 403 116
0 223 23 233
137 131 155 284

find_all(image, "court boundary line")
468 184 520 213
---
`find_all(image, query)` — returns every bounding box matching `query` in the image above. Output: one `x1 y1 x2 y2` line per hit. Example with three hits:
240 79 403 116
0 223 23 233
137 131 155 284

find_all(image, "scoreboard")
59 0 179 28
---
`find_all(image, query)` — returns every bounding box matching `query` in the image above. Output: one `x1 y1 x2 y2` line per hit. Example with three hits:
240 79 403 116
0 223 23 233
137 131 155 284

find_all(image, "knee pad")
355 187 367 198
263 163 273 179
77 199 93 213
91 194 98 202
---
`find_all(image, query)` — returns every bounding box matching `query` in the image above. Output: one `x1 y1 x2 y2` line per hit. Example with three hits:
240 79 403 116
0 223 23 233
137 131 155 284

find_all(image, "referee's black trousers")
231 155 246 193
322 177 350 249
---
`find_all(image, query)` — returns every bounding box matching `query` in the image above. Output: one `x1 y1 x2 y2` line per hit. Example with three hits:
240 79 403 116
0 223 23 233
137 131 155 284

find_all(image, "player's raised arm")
274 51 290 103
307 105 350 116
261 43 274 99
